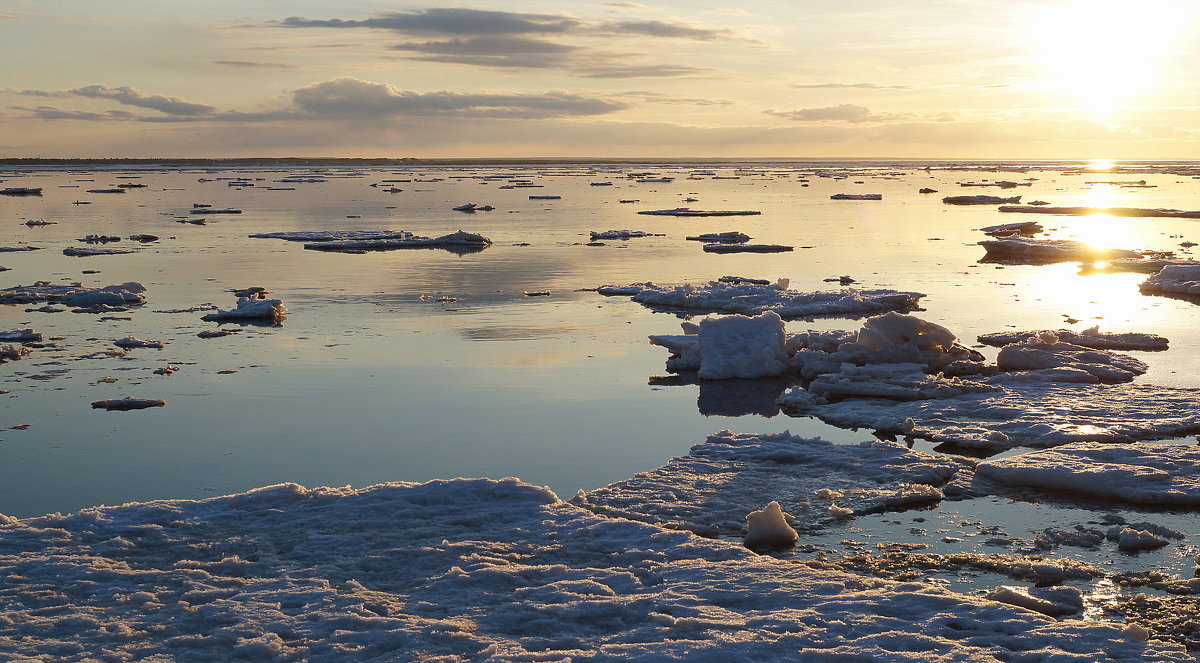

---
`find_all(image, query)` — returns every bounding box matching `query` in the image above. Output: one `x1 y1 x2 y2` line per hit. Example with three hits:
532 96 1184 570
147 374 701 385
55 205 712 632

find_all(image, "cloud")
603 2 651 10
10 105 137 121
214 60 296 69
388 35 576 68
289 77 626 119
278 9 579 35
12 85 217 116
595 20 735 41
791 82 912 90
621 91 734 106
573 64 713 78
764 104 902 123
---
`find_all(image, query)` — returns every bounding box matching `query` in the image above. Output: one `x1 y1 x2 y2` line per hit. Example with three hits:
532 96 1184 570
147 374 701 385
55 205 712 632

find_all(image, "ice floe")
113 336 165 349
979 221 1044 236
589 230 662 239
0 477 1182 661
637 208 762 217
598 279 924 318
996 337 1148 383
90 397 166 411
979 237 1143 263
1140 264 1200 297
201 297 286 323
0 329 42 343
63 246 135 257
943 195 1022 205
684 231 750 243
703 243 793 253
976 442 1200 505
302 231 492 253
0 281 147 308
998 206 1200 218
978 327 1169 351
250 230 416 242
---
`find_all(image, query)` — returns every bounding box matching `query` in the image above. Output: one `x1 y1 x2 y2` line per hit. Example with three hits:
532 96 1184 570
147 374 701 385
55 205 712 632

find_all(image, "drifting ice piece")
638 208 762 217
998 205 1200 218
597 280 923 318
978 327 1169 351
996 338 1148 383
91 397 166 411
1140 265 1200 297
979 237 1142 263
697 311 790 379
0 281 146 307
202 298 287 323
943 195 1022 205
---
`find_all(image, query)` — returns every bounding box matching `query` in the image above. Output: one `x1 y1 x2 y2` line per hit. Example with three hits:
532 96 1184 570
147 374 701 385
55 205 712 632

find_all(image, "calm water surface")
3 161 1200 517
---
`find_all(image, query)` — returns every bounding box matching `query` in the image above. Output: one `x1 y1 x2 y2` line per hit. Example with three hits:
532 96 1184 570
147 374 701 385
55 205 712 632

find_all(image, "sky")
1 0 1198 159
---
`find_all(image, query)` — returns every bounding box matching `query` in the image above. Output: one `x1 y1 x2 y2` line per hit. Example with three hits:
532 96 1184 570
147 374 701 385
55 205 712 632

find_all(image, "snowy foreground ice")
0 477 1187 661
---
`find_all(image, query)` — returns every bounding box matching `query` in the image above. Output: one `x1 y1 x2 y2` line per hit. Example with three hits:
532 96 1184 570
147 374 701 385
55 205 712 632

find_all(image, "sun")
1028 0 1179 113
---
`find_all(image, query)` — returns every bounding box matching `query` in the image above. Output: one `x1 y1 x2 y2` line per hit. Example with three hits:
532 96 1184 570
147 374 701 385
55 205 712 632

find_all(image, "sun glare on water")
1029 0 1179 113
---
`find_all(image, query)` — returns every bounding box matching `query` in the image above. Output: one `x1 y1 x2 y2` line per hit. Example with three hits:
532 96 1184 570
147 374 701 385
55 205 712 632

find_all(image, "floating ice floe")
189 207 241 214
780 381 1200 450
998 206 1200 218
90 397 165 411
201 297 286 323
0 329 42 343
979 221 1043 236
598 279 924 319
943 195 1023 205
0 477 1182 661
637 208 762 217
575 431 963 538
1139 264 1200 297
979 237 1143 263
302 231 492 253
985 586 1084 617
685 231 750 243
703 243 793 253
250 230 416 242
589 230 662 239
0 345 32 361
995 336 1148 383
830 193 882 200
0 281 147 308
976 442 1200 505
113 337 165 349
978 327 1169 351
63 246 135 257
743 501 798 549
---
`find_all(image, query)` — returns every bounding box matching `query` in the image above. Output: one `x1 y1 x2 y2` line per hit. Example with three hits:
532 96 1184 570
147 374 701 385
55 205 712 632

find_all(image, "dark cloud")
595 20 734 41
573 64 712 78
764 104 899 123
290 77 626 119
35 85 217 116
279 9 579 35
388 35 576 68
214 60 296 69
791 82 912 89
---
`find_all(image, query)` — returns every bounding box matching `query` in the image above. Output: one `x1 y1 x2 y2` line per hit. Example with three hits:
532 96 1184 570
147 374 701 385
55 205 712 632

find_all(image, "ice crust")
976 442 1200 504
575 431 963 537
0 477 1182 661
978 327 1169 351
781 381 1200 449
598 279 924 318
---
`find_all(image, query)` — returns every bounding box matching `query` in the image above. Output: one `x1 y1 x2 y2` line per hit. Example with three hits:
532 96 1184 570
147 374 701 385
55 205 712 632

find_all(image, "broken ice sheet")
573 431 966 538
597 279 924 318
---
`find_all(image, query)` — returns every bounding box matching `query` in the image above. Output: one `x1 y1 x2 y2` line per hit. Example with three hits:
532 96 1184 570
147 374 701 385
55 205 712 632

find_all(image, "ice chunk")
638 208 761 216
113 337 165 349
976 442 1200 504
697 311 790 379
302 231 491 253
0 281 146 307
985 585 1083 617
1140 264 1200 297
943 195 1022 205
807 363 1001 401
63 246 135 257
1116 528 1169 552
743 501 798 549
980 221 1043 236
999 205 1200 218
702 243 793 253
0 329 42 343
201 298 287 323
250 230 416 242
589 230 661 239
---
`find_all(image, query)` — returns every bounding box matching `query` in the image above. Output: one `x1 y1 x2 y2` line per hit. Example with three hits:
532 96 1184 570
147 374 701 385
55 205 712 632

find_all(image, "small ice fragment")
91 397 166 411
743 501 798 549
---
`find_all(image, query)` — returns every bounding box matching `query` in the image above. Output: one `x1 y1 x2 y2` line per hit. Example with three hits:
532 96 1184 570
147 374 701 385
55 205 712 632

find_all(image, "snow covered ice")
598 279 924 318
0 477 1187 661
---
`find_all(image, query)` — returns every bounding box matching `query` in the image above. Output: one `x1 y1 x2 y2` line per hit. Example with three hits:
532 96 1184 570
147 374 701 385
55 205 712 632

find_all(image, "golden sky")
2 0 1197 158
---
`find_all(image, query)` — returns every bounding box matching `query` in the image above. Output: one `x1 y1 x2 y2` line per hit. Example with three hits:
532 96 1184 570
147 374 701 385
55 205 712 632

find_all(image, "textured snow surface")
976 442 1200 505
978 327 1169 351
598 279 924 318
1 479 1192 660
995 340 1148 383
575 431 964 537
781 382 1200 449
696 312 790 379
